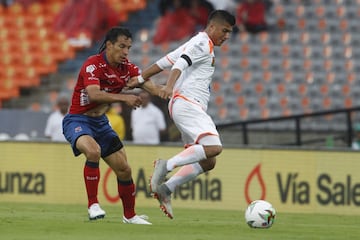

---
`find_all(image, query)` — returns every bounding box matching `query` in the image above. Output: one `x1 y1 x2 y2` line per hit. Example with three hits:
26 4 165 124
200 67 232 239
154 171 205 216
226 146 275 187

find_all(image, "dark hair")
208 10 236 26
98 27 132 53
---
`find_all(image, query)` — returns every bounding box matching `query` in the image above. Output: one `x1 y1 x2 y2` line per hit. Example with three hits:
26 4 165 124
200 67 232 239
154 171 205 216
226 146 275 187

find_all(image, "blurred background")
1 0 360 149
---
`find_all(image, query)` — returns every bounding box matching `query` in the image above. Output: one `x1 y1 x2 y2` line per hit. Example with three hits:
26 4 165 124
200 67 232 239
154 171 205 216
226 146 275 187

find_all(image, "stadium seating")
0 1 72 103
119 0 359 130
205 0 360 127
2 0 359 133
0 0 146 107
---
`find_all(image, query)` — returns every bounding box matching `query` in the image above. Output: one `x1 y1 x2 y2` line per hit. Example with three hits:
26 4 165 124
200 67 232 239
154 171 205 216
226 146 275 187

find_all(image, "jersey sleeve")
182 39 210 65
128 62 141 78
80 58 102 87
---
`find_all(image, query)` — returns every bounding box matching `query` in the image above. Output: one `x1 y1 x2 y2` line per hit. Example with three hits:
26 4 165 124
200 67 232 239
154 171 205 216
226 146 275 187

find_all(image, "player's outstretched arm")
127 64 164 88
140 80 163 96
86 85 142 108
158 68 181 99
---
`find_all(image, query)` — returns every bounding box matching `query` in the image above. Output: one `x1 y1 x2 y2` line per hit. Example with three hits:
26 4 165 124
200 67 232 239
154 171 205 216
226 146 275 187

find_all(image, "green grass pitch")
0 202 359 240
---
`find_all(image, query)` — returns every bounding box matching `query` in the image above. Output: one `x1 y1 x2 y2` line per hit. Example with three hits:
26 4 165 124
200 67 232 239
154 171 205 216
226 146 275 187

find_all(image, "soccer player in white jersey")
129 10 235 219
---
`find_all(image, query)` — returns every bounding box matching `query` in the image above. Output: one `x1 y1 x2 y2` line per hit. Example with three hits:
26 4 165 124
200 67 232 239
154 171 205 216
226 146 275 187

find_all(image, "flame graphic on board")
244 164 266 204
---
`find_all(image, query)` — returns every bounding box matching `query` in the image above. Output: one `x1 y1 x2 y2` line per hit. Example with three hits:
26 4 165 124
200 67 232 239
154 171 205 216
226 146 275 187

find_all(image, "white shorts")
169 97 222 146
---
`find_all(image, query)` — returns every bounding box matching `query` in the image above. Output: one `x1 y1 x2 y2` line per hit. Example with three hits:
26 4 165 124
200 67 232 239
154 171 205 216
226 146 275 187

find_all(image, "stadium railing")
216 106 360 147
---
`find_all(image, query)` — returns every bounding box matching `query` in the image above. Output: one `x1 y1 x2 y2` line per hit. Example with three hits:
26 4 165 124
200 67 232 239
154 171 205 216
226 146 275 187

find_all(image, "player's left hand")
158 85 172 99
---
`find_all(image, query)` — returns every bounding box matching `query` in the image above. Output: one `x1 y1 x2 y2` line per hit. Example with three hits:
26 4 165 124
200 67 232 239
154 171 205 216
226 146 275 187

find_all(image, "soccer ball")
245 200 276 228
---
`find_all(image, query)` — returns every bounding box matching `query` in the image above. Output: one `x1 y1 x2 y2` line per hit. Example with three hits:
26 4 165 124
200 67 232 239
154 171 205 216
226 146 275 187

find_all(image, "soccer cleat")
154 184 173 219
88 203 106 220
150 159 168 193
122 215 152 225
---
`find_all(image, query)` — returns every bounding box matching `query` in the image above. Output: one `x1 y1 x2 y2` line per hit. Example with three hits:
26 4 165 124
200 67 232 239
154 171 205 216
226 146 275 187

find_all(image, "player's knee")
204 145 222 158
200 157 216 172
84 147 101 161
114 165 132 179
213 145 223 156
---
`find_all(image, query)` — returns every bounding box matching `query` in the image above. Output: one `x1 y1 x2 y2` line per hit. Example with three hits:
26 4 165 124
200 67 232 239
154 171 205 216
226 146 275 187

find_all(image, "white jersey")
131 103 166 145
163 32 215 110
44 111 67 142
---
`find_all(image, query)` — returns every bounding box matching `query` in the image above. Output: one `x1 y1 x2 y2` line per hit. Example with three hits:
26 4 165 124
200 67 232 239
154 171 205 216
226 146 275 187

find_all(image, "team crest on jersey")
86 64 96 77
211 57 215 67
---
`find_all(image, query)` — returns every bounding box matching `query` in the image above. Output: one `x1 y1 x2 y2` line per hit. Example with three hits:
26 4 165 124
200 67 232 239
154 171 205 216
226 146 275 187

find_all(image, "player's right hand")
125 95 142 108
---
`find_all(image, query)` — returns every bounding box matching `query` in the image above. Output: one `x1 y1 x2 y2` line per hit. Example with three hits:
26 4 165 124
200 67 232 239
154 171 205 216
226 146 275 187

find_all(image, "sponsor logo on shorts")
74 126 82 133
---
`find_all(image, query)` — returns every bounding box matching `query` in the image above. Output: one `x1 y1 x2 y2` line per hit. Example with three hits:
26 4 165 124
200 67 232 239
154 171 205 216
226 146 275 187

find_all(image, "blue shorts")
62 114 123 158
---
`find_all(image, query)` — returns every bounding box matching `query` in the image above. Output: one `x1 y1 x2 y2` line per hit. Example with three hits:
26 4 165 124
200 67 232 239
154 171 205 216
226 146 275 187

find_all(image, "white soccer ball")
245 200 276 228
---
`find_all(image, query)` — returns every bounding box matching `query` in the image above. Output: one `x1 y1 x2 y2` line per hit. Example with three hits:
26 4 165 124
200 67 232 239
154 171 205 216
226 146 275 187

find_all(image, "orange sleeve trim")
166 55 174 65
208 40 214 54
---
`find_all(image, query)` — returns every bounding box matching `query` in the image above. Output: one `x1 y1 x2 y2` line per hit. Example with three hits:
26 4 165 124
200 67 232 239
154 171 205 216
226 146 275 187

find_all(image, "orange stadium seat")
279 97 288 108
320 84 329 95
237 96 246 107
33 55 57 75
238 32 249 43
277 83 286 95
242 71 252 83
258 97 267 108
214 95 224 106
255 83 264 95
284 71 293 83
344 98 352 108
336 5 346 18
240 58 250 69
297 18 307 30
279 31 289 44
326 72 336 84
295 5 305 18
211 81 221 93
233 82 242 94
322 97 332 109
263 70 272 82
339 19 348 31
260 44 270 56
347 72 355 84
317 18 327 31
237 107 248 120
0 78 19 100
217 107 228 120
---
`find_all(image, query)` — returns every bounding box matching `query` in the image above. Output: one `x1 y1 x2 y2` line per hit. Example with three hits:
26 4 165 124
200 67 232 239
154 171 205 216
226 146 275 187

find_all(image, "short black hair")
98 27 132 53
208 10 236 26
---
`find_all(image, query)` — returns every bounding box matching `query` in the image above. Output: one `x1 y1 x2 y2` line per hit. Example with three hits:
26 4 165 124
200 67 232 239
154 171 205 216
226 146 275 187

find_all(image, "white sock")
165 163 204 192
166 145 206 171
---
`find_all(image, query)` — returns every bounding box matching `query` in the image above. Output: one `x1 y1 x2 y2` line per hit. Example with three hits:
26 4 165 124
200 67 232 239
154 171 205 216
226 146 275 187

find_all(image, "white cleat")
154 184 173 219
123 215 152 225
88 203 106 220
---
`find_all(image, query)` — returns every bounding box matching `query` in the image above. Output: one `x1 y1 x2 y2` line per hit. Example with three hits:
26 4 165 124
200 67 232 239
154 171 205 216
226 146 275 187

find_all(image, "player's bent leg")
199 157 217 172
150 159 168 193
199 134 223 159
103 149 152 224
203 145 222 159
76 135 102 161
103 148 132 180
